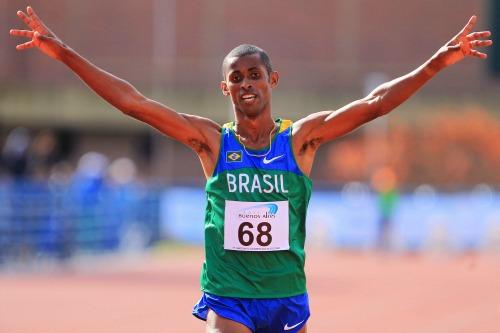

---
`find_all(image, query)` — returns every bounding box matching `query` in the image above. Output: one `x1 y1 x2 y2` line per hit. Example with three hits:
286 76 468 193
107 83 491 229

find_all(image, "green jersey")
200 119 313 298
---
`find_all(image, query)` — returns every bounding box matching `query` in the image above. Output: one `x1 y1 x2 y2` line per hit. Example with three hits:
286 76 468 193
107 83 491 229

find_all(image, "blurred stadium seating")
0 161 161 264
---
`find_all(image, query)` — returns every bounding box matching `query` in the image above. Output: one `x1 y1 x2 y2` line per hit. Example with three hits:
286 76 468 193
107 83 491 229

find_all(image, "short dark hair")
222 44 273 78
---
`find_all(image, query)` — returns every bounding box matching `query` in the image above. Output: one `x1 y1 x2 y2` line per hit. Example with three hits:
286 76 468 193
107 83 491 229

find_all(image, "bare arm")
293 16 492 160
9 7 221 165
57 47 221 155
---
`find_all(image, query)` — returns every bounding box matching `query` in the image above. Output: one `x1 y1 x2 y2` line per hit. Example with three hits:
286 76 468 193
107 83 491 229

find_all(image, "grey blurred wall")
2 0 493 90
1 0 497 183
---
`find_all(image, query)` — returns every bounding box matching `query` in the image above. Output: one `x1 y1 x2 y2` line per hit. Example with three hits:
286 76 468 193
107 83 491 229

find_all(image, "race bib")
224 200 289 251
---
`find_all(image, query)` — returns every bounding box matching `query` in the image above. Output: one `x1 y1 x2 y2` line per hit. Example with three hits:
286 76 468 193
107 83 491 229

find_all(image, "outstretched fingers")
17 10 32 27
15 40 35 51
443 15 491 63
11 30 48 51
466 29 493 58
470 39 493 48
468 38 491 59
458 15 477 37
9 29 34 38
15 6 50 36
456 17 493 59
26 6 43 28
27 6 41 21
25 6 54 36
10 28 36 51
467 31 491 40
470 49 487 59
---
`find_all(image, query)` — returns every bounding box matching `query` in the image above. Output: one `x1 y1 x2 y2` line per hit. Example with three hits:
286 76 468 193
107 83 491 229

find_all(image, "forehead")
224 54 266 74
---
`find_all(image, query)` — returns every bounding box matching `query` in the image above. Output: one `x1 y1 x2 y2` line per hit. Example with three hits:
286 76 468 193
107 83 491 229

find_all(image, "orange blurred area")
326 107 500 188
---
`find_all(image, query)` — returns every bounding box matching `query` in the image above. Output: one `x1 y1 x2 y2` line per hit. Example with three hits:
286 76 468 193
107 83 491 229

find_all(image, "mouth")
241 94 257 103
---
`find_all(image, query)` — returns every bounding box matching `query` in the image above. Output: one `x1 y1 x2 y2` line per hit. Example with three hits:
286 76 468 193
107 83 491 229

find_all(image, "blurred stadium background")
1 0 499 263
2 1 500 332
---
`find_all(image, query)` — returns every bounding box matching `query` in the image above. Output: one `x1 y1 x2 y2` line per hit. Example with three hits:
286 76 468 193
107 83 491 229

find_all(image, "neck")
233 101 275 138
233 114 276 143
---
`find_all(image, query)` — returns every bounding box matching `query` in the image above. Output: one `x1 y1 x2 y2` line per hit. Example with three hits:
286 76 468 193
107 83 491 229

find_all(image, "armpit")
188 138 212 154
298 137 322 155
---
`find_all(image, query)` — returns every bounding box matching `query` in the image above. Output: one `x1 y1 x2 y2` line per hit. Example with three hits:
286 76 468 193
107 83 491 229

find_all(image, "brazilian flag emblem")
226 151 242 162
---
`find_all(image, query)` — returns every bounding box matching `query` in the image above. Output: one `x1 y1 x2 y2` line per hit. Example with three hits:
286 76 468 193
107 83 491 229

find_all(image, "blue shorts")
192 292 310 333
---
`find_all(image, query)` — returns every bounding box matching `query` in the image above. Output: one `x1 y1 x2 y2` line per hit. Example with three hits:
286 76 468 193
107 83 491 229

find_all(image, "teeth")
242 94 256 100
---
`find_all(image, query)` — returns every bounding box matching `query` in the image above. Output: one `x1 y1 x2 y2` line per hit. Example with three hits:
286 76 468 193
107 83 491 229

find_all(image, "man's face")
221 54 278 117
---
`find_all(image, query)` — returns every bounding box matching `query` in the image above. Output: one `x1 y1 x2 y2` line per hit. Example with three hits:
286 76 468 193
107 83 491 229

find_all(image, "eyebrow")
229 66 262 73
227 66 263 78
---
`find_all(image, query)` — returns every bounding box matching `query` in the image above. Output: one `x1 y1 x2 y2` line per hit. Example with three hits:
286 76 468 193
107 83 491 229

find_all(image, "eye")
250 72 261 80
230 74 242 83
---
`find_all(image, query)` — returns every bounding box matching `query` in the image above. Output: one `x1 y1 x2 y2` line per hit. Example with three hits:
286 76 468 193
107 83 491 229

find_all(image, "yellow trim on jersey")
222 119 292 133
278 119 293 133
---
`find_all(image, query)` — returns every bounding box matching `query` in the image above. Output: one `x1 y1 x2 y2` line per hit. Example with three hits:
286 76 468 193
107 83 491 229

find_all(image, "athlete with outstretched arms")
10 7 492 333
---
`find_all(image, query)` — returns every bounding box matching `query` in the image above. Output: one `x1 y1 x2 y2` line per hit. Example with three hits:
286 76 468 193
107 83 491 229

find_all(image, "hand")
9 6 65 60
436 15 492 68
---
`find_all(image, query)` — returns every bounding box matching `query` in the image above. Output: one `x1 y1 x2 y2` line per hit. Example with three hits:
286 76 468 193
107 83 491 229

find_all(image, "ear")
269 71 279 88
220 81 230 96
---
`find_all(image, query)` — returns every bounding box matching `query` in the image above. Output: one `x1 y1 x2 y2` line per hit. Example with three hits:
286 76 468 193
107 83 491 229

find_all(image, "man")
10 6 492 333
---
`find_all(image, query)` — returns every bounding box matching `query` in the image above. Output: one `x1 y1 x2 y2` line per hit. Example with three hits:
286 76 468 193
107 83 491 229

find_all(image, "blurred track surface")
1 248 499 333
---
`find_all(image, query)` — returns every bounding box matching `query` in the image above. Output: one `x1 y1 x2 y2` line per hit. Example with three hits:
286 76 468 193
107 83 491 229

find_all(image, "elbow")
377 102 392 117
119 91 147 117
364 95 386 119
368 93 393 118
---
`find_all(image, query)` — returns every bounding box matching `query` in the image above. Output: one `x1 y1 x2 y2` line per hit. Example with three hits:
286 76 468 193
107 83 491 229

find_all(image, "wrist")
424 54 446 77
57 43 74 62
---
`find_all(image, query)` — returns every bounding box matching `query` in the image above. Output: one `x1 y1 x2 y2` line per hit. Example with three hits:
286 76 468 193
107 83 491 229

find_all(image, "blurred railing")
2 181 500 265
0 180 161 264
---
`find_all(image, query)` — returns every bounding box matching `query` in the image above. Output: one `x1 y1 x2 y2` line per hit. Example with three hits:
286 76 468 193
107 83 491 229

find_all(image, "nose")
241 77 253 90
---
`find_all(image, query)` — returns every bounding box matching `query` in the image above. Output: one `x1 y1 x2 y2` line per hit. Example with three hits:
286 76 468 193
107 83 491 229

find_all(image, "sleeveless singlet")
200 119 312 298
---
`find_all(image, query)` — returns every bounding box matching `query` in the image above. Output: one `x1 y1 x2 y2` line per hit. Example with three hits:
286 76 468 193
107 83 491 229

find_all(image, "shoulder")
291 112 330 138
290 113 328 154
181 113 222 132
180 113 222 154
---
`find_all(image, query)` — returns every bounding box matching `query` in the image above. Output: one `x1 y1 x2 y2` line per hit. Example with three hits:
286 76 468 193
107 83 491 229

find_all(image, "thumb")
32 30 63 60
33 31 53 43
34 31 45 41
448 42 462 51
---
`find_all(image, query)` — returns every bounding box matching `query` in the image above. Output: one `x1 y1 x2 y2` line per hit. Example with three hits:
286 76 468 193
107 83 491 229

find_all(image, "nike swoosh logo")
284 320 305 331
262 154 284 164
